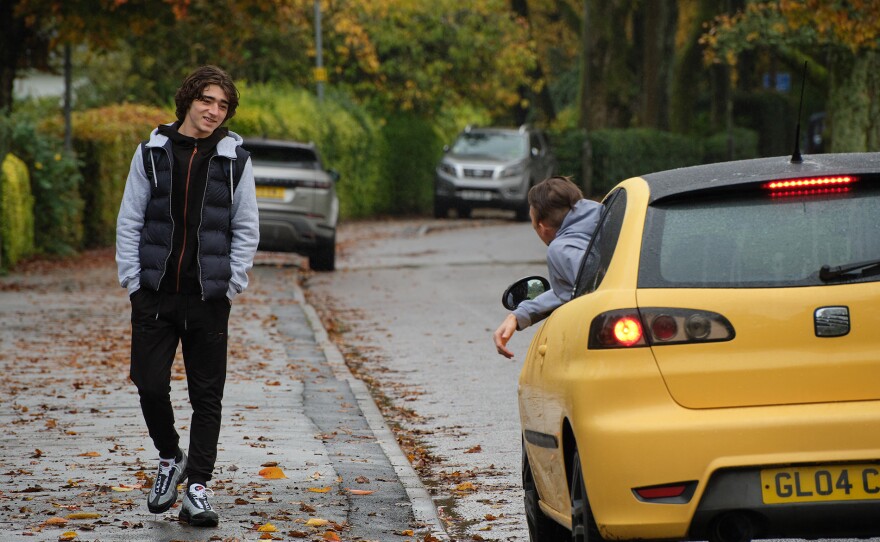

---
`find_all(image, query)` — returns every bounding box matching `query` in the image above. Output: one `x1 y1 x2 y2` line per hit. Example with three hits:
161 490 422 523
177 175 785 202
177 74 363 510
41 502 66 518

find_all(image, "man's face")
530 206 557 246
180 84 229 139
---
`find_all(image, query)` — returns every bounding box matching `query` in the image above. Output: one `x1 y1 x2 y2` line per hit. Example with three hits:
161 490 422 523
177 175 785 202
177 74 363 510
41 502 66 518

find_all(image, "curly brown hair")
174 65 240 123
528 176 584 228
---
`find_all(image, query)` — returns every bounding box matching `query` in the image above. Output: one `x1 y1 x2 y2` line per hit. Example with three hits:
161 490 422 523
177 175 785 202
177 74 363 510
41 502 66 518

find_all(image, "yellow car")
507 153 880 542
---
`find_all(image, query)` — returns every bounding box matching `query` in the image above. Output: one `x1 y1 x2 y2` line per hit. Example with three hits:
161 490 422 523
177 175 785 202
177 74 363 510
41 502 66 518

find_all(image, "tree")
702 0 880 151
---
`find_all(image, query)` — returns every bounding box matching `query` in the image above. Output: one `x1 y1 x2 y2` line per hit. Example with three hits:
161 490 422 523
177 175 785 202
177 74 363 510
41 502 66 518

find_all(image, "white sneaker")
147 450 186 513
179 483 219 527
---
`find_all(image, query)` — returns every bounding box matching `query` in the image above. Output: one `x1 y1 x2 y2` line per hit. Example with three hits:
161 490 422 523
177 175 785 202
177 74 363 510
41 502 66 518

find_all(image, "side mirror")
328 169 341 182
502 276 550 310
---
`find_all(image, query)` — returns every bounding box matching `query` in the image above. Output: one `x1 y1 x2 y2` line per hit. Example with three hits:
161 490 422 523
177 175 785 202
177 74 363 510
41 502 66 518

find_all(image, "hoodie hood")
146 122 243 159
557 199 602 243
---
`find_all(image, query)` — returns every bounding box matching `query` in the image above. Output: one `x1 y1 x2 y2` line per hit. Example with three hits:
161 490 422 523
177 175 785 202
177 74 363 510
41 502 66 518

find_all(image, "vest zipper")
176 145 198 292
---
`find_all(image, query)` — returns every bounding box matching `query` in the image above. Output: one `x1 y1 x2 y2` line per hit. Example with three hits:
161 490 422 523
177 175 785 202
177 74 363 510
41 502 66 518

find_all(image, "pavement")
0 249 447 542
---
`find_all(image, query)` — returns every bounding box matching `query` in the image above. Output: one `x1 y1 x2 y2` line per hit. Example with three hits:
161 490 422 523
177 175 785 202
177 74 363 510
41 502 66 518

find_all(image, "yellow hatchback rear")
518 154 880 542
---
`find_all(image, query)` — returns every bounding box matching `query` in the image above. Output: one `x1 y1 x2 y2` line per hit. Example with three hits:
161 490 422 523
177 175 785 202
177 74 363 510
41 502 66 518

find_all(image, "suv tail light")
588 308 735 349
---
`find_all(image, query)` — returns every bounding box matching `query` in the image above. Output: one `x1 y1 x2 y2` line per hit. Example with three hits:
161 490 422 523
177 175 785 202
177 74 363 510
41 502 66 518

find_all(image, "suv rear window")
639 182 880 288
245 144 320 169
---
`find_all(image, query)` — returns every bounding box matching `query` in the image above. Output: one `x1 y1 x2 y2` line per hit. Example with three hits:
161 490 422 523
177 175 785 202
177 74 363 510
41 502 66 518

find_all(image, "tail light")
589 308 735 349
765 175 856 198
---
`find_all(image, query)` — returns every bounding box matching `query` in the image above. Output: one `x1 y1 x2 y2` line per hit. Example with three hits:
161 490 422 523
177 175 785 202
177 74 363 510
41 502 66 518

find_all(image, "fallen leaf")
355 475 370 484
44 517 68 525
289 531 309 538
234 498 249 505
305 518 330 527
258 467 287 479
308 487 331 493
455 482 476 492
261 461 278 467
484 513 498 521
396 530 415 536
464 445 482 453
323 531 341 541
257 523 278 532
58 532 77 541
66 513 100 520
110 486 133 492
32 449 43 458
346 488 375 495
79 451 100 457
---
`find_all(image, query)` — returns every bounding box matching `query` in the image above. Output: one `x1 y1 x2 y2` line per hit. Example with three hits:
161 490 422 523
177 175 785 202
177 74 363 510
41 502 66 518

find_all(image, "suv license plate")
761 464 880 504
256 186 286 200
459 190 492 201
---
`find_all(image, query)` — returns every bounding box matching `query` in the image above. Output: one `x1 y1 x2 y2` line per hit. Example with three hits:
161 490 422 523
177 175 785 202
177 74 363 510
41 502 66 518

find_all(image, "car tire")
434 199 449 219
457 206 472 219
570 448 605 542
309 235 336 272
523 444 569 541
514 201 531 222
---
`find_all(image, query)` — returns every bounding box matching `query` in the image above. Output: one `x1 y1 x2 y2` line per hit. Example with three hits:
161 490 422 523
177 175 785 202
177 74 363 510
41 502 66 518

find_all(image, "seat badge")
814 306 850 337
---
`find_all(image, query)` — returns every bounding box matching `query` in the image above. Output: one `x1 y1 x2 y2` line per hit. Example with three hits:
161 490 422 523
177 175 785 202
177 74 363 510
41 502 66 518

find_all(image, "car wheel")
523 444 569 541
457 206 472 219
570 448 605 542
514 202 530 222
434 200 449 219
309 235 336 272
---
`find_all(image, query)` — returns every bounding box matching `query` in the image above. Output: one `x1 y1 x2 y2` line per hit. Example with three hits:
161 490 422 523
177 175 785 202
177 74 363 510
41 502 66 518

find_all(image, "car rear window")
244 144 320 169
639 181 880 288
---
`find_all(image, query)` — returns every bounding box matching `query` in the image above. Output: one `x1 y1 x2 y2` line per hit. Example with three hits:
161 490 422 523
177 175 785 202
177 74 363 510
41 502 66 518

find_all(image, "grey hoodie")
512 198 602 329
116 126 260 300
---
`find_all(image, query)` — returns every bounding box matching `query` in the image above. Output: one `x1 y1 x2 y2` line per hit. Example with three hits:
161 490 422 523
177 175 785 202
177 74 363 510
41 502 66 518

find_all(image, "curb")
293 282 450 539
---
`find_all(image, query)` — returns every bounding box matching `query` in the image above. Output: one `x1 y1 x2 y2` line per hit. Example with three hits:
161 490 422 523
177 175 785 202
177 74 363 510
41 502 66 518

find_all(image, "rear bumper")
568 397 880 540
257 210 334 254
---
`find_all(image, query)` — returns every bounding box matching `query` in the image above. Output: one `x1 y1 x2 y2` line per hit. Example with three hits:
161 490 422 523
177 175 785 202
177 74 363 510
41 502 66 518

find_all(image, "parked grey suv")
434 125 557 221
242 138 339 271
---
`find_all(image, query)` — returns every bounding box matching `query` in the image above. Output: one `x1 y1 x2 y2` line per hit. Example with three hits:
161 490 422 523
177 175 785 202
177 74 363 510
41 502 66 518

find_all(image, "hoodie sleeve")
512 289 564 330
115 146 151 296
226 156 260 300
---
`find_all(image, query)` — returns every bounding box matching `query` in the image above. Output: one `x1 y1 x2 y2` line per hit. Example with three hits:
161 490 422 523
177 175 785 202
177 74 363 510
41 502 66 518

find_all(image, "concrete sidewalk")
0 250 446 541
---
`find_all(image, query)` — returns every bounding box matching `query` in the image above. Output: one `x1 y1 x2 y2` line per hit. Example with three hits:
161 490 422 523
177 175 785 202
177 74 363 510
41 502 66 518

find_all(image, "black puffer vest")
139 140 242 300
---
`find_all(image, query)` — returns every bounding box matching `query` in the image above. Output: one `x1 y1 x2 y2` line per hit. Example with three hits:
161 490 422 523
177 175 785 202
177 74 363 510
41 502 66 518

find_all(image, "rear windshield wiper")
819 258 880 281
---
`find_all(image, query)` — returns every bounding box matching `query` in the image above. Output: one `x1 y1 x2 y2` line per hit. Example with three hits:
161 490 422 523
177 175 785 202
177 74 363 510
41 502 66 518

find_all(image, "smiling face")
179 84 229 139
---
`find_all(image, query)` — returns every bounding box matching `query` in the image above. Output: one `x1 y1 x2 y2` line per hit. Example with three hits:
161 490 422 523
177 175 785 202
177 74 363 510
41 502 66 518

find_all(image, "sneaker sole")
179 509 219 527
147 488 177 514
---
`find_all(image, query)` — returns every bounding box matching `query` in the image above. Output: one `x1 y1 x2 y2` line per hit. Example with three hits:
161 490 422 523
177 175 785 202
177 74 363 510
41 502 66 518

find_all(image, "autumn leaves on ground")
0 248 440 541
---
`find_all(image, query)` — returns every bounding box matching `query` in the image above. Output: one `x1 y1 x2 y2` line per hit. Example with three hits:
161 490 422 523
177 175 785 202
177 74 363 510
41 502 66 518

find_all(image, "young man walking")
493 176 601 358
116 65 259 527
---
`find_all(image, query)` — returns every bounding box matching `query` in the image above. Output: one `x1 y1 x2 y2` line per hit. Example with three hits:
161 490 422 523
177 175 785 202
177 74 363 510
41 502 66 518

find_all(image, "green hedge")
70 104 170 247
550 121 760 198
588 128 704 196
0 153 35 268
13 124 83 255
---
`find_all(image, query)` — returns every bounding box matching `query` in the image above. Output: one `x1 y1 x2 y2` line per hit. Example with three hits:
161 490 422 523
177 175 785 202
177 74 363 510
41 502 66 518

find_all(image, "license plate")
255 185 286 200
459 190 492 201
761 464 880 504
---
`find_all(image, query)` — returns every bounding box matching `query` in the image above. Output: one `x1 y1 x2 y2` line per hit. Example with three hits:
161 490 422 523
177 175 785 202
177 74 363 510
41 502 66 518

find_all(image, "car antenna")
790 61 808 164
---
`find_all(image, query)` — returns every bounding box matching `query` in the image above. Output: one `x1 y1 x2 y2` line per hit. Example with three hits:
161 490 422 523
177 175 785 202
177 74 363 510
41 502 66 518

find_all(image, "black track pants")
129 288 230 484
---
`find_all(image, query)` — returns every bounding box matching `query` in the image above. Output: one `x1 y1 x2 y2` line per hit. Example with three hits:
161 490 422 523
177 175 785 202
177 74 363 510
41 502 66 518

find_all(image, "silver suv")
434 125 557 221
243 138 339 271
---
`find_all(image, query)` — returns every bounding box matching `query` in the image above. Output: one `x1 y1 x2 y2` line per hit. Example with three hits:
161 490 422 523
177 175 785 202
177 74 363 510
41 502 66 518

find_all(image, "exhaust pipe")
708 511 756 542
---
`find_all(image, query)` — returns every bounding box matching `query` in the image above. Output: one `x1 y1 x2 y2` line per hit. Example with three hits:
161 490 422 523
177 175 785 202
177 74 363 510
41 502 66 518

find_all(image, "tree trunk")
0 1 25 112
578 0 637 130
828 50 880 152
511 0 556 124
637 0 677 130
